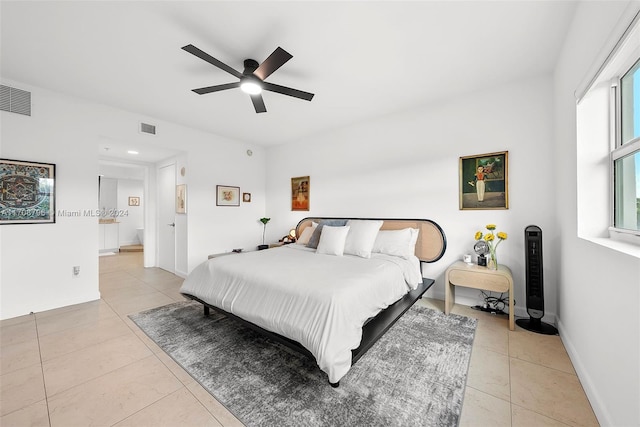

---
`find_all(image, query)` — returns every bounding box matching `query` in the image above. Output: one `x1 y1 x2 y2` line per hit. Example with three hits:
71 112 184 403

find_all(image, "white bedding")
179 244 422 383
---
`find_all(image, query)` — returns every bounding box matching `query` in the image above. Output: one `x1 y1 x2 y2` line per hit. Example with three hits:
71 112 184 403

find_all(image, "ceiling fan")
182 44 314 113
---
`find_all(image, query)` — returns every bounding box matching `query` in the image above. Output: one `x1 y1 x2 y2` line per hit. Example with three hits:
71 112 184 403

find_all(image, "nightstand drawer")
448 269 510 292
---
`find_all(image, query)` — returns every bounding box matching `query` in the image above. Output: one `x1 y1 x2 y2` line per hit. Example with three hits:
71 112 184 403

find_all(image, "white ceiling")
2 1 578 153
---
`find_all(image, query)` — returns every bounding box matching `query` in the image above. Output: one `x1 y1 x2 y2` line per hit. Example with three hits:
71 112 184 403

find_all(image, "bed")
180 217 446 387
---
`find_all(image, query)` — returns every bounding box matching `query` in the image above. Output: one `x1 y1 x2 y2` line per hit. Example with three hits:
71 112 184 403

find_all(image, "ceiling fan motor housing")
243 59 259 75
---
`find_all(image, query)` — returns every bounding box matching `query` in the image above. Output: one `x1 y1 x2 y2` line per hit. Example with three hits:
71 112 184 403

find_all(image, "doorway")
158 163 176 273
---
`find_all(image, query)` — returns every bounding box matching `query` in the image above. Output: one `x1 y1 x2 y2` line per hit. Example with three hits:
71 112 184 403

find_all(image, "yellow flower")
497 231 508 240
486 224 496 230
484 233 495 242
474 231 483 240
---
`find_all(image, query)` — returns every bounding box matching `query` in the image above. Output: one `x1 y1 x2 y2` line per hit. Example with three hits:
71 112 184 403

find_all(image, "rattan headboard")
295 217 447 263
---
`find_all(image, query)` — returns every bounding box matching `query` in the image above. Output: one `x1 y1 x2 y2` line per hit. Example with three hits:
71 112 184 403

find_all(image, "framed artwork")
291 176 310 211
459 151 508 210
216 185 240 206
128 196 140 206
176 184 187 214
243 192 251 203
0 158 56 224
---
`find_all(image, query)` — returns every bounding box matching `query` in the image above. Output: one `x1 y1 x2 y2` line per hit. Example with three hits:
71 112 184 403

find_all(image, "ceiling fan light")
240 80 262 95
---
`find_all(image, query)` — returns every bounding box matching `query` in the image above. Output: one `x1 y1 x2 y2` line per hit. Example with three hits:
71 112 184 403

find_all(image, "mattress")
179 244 421 383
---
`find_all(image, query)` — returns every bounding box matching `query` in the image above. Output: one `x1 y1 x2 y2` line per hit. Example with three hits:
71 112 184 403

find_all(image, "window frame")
609 54 640 242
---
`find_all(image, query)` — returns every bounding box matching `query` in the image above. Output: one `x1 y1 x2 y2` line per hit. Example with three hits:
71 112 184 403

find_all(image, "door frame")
156 161 176 273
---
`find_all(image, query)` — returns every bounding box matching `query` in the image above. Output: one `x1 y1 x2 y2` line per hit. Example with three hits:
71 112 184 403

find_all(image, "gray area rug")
130 301 477 427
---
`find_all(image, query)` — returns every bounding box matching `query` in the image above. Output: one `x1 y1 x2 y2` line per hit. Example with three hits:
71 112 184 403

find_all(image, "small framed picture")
176 184 187 214
0 158 56 224
128 196 140 206
459 151 508 210
216 185 240 206
243 192 251 203
291 176 310 211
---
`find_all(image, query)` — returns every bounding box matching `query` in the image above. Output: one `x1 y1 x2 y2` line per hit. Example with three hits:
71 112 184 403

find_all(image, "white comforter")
179 244 421 383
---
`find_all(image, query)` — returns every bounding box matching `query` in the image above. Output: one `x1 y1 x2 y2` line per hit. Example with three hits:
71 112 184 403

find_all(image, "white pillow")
316 225 351 256
296 226 315 245
372 228 419 259
343 220 384 258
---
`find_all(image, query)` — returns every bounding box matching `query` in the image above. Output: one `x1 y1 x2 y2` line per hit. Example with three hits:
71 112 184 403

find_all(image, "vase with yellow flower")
474 224 507 270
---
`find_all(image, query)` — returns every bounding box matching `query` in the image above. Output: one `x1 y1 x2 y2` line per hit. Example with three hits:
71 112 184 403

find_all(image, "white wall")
1 80 100 319
266 74 558 320
553 2 640 425
116 178 144 245
0 80 267 319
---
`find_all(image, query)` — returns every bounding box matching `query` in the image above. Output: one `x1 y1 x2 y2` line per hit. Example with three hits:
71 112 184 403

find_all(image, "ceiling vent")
0 85 31 116
139 122 156 135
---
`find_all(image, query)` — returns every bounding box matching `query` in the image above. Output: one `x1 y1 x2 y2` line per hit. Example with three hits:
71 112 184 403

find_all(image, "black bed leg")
329 380 339 388
204 306 210 316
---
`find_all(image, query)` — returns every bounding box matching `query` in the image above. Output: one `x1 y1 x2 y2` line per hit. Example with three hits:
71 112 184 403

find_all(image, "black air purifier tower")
516 225 558 335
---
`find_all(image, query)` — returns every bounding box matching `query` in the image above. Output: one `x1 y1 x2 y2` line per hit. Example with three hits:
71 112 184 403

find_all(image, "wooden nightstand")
445 261 514 330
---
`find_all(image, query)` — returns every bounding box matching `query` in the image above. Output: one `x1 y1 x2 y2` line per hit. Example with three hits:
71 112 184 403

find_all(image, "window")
612 57 640 235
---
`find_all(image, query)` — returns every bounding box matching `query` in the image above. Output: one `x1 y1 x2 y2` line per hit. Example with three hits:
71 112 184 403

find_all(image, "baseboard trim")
557 318 609 426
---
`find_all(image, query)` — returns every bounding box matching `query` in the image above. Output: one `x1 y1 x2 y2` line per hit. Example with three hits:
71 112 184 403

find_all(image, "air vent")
0 85 31 116
140 122 156 135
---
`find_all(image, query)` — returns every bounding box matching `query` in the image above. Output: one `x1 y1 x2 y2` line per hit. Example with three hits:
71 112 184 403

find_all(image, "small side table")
445 261 515 330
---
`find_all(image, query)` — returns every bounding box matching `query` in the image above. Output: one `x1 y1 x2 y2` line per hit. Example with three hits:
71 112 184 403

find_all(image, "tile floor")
0 252 599 426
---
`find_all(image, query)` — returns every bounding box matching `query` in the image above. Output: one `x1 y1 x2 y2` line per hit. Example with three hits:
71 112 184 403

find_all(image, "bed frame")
184 217 447 387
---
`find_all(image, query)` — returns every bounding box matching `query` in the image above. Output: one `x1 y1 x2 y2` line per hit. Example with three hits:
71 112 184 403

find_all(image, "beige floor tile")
0 399 49 427
163 289 190 302
47 355 182 427
467 347 510 401
155 350 197 386
1 319 38 347
0 363 46 416
509 328 575 374
35 301 118 337
459 386 511 427
510 358 598 426
43 333 152 396
121 316 164 347
100 281 159 301
186 382 244 427
105 291 175 316
0 336 41 374
35 299 107 320
0 313 35 328
473 321 509 356
113 387 222 427
416 297 445 312
38 315 133 361
512 404 572 427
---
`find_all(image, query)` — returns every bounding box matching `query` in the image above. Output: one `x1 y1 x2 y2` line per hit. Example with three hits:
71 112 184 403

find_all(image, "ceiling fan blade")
262 82 314 101
253 47 293 81
250 94 267 113
192 82 240 95
182 44 243 79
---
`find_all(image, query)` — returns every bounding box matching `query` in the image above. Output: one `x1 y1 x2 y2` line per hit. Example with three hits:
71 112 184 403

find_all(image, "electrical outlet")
73 266 80 276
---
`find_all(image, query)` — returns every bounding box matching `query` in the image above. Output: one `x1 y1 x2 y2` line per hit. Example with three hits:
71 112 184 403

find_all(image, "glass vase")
488 250 498 270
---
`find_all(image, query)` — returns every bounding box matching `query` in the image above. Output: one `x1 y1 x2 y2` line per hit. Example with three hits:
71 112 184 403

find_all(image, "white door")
158 164 176 273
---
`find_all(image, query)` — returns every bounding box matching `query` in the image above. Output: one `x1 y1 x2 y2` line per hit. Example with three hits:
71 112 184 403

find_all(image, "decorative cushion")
316 225 351 256
307 219 348 249
372 228 419 259
296 226 315 245
343 220 384 258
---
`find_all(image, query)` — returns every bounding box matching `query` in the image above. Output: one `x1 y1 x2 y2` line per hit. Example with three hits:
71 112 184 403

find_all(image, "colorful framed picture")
128 196 140 206
0 158 56 224
291 176 310 211
459 151 508 210
216 185 240 206
243 192 251 203
176 184 187 214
